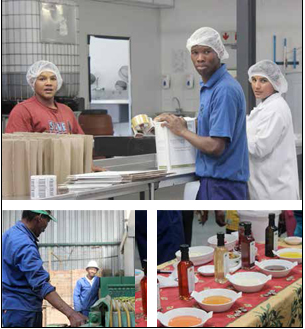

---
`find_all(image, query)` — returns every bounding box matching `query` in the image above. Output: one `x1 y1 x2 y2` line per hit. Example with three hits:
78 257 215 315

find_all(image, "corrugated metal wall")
2 210 125 274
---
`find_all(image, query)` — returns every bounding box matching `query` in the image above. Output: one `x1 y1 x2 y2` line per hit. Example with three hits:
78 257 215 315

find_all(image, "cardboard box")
155 117 196 171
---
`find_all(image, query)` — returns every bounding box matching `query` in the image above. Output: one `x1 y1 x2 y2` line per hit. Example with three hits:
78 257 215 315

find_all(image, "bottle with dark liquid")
140 259 147 316
241 223 255 270
236 221 246 251
177 244 195 300
265 213 278 257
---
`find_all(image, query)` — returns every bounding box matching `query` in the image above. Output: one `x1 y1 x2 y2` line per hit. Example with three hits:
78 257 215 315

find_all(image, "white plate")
273 248 302 264
175 246 214 266
284 237 302 245
192 289 242 313
226 272 272 293
255 259 298 278
198 265 214 276
157 307 213 327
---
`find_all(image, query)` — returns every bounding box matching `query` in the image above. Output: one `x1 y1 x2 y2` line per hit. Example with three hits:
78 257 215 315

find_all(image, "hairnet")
186 27 229 60
26 60 63 91
248 60 288 94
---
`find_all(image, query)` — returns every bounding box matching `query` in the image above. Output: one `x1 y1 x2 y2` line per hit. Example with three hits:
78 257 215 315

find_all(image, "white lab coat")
247 93 299 200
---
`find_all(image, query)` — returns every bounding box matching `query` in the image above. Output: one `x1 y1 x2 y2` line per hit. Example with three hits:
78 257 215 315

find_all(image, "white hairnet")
186 27 229 60
26 60 63 91
248 60 288 94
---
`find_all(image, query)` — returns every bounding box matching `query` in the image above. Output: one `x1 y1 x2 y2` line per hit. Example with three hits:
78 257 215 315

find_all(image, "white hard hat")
86 260 99 270
248 60 288 94
186 27 229 60
26 60 63 92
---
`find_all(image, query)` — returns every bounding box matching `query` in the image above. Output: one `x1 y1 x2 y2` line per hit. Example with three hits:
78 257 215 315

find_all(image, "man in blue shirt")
73 260 100 316
2 210 87 327
156 27 249 200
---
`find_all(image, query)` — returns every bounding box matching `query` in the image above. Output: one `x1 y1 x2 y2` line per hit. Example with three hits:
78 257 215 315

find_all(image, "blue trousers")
2 310 42 328
196 177 248 200
157 211 185 265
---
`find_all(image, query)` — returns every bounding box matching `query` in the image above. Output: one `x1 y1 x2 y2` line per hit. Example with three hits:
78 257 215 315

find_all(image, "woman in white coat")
247 60 299 200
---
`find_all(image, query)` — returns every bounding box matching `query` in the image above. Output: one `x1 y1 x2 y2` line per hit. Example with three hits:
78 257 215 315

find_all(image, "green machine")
82 276 135 327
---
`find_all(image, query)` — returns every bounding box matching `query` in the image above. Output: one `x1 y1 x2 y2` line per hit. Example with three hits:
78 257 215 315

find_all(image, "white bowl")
226 272 272 293
198 265 214 276
208 234 238 251
284 237 302 245
135 269 144 291
157 307 213 327
228 251 241 268
191 289 242 313
273 248 302 264
255 259 298 278
175 246 214 266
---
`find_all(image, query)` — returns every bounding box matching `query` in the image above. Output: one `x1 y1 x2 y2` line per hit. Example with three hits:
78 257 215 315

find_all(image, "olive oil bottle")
265 213 278 257
214 232 229 284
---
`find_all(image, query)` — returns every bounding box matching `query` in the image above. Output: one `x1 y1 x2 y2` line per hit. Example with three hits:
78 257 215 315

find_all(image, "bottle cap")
217 232 225 246
244 222 252 235
180 244 190 261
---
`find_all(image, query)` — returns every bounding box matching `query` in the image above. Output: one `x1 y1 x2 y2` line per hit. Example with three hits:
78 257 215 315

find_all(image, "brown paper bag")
13 139 30 197
71 137 84 174
83 135 93 173
2 139 14 197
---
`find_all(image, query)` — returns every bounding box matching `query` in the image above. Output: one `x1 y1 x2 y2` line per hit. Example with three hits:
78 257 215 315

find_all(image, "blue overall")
73 276 99 316
135 210 147 267
2 221 55 327
293 211 302 237
196 64 249 200
157 211 185 265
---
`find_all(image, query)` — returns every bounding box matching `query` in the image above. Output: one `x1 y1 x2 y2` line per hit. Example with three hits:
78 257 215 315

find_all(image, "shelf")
91 100 129 104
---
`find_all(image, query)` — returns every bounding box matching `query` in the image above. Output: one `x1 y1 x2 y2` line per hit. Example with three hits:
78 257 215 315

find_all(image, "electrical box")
162 75 170 89
186 74 194 89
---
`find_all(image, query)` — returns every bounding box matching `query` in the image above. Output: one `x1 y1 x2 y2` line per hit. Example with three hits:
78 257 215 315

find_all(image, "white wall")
77 0 162 118
256 0 302 68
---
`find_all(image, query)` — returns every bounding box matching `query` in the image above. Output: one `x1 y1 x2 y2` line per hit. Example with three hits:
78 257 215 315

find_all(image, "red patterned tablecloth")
157 243 302 327
135 290 147 327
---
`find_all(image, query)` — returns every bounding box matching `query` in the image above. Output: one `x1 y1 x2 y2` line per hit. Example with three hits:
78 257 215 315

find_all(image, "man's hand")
67 311 88 327
154 113 188 137
92 164 108 172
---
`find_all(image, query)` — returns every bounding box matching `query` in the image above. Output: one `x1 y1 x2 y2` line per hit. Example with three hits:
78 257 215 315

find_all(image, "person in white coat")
247 60 299 200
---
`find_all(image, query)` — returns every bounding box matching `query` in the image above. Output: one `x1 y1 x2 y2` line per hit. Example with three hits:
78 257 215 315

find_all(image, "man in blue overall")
73 260 100 316
2 210 87 327
157 210 185 265
156 27 249 200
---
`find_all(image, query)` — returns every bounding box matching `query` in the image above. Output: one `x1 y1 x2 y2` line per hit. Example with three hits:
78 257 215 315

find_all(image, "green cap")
30 210 57 222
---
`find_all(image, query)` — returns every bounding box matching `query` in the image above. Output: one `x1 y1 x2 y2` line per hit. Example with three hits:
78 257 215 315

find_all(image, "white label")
223 252 229 276
187 266 195 293
250 241 255 264
273 231 278 251
157 282 161 310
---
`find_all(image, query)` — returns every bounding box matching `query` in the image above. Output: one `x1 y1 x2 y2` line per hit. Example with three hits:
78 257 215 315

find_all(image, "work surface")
157 240 302 327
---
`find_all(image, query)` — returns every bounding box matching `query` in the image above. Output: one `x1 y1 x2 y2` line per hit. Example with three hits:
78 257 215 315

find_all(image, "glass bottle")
140 259 147 316
177 244 195 300
157 278 161 311
236 221 246 251
265 213 278 257
241 223 255 270
214 232 229 284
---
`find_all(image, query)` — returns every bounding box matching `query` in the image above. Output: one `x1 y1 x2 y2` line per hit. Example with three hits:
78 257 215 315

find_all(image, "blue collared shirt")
2 221 55 311
73 276 99 313
196 64 249 182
